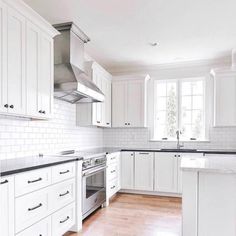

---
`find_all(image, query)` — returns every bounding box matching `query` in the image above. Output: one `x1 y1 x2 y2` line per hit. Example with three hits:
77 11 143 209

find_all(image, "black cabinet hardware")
28 203 42 211
60 170 70 175
28 177 42 184
111 185 116 189
111 170 116 173
97 121 101 124
0 179 8 185
42 111 46 114
4 104 8 108
128 123 130 125
106 122 110 125
125 123 127 125
39 110 42 113
9 105 14 109
139 152 149 155
59 191 70 197
60 216 70 224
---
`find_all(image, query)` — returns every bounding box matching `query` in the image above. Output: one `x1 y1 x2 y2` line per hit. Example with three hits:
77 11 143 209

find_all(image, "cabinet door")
112 81 127 127
39 33 53 118
26 21 40 117
154 152 178 193
7 7 26 115
127 80 145 127
0 176 14 236
134 152 154 191
120 152 134 189
0 1 7 113
92 71 102 125
214 74 236 126
104 78 111 127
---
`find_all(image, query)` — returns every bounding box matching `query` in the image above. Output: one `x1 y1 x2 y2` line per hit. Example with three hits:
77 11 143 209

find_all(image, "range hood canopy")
53 22 104 103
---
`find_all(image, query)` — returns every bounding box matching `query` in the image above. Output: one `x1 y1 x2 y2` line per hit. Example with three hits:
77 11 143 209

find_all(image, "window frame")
151 77 209 141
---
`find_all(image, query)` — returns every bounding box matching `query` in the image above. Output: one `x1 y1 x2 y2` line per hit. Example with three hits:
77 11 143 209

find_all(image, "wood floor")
66 193 182 236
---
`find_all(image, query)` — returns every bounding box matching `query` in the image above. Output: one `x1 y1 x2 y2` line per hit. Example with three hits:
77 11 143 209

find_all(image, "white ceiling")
24 0 236 70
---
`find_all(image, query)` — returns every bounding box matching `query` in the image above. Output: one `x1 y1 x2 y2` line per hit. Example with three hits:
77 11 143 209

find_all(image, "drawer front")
107 178 119 198
52 162 75 184
16 217 51 236
15 168 51 196
107 163 118 181
52 203 75 236
50 178 76 212
107 152 120 165
15 188 49 233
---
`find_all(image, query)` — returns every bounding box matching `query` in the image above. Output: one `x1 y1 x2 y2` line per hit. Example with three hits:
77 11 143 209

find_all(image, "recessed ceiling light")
149 42 158 47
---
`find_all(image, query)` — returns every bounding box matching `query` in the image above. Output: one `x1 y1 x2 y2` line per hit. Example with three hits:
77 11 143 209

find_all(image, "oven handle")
83 165 107 177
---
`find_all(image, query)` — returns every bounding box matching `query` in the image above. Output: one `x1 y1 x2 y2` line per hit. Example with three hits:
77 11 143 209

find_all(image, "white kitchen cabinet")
134 152 154 191
76 61 112 127
120 152 134 189
0 176 15 236
0 1 7 113
0 0 58 118
112 75 150 128
154 152 178 193
211 68 236 127
7 6 26 115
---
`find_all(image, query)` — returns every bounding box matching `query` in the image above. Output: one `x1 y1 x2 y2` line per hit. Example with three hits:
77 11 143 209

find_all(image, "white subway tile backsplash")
0 100 103 159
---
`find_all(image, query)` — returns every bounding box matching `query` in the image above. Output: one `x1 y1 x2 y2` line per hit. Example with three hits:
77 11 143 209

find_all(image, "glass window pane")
181 125 192 139
182 82 191 95
157 97 166 111
192 96 203 109
192 81 203 95
156 83 166 96
157 111 166 124
167 83 177 97
182 110 191 124
182 96 191 110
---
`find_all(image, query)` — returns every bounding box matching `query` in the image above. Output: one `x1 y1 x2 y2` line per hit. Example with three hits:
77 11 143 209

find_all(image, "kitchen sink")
160 148 197 152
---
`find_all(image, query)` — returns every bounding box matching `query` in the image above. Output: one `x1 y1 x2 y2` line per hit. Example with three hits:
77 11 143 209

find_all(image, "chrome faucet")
176 130 184 149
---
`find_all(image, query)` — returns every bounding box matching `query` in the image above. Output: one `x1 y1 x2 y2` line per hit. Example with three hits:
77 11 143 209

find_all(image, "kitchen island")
181 155 236 236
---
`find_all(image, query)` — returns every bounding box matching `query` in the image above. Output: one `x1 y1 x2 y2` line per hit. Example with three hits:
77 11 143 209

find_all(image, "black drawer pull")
28 177 42 184
28 203 42 211
139 152 150 155
106 122 110 125
111 170 116 173
9 105 14 109
60 216 69 224
60 170 70 175
42 111 46 114
97 121 101 124
59 191 69 197
39 110 42 113
4 104 8 108
111 185 116 189
0 180 9 185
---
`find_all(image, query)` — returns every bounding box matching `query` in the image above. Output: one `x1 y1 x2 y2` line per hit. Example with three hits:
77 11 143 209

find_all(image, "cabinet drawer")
15 188 49 233
107 152 120 165
107 163 118 181
52 203 75 236
16 217 51 236
15 168 51 197
107 178 119 198
50 178 76 212
52 162 75 184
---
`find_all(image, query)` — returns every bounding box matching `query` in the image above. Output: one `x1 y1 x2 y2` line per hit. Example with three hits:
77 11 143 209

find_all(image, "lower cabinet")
0 176 14 236
106 152 121 205
134 152 154 191
154 152 178 193
120 152 134 189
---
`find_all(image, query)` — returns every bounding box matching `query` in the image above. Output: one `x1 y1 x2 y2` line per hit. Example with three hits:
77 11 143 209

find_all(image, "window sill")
149 139 210 143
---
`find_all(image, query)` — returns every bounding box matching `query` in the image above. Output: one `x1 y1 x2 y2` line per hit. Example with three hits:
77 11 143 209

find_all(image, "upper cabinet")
76 61 112 127
0 0 59 119
112 75 150 128
211 68 236 127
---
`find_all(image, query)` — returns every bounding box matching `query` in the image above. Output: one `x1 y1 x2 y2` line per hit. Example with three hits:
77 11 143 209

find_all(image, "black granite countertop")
0 155 82 177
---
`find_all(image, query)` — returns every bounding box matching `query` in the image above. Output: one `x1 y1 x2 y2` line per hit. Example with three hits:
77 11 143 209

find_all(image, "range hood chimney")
53 22 104 103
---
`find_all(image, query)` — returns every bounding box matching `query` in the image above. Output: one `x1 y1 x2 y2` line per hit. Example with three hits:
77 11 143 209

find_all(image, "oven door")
82 165 106 218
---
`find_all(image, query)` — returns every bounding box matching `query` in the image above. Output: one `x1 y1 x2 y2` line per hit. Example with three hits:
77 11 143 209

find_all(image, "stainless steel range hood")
53 22 104 103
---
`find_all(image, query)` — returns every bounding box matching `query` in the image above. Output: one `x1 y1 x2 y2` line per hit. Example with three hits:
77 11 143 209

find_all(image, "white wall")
0 100 103 159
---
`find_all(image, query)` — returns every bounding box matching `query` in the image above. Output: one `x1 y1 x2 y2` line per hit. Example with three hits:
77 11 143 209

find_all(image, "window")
153 78 206 141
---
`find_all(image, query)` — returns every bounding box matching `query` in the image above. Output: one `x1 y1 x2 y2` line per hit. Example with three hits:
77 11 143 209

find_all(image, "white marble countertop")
181 154 236 173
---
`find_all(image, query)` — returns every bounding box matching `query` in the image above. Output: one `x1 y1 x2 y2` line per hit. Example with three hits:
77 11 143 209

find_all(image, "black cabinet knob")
128 123 130 125
42 111 46 114
39 110 42 113
9 105 14 109
125 123 127 125
4 104 8 108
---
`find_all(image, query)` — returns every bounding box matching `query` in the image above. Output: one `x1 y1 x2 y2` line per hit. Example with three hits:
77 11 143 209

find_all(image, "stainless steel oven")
82 155 107 219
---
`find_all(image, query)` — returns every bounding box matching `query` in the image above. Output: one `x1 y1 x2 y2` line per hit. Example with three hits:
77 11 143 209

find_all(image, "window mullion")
177 79 181 133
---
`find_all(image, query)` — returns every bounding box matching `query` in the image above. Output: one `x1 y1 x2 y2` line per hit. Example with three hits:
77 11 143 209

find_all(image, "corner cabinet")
112 75 150 127
0 0 58 119
211 68 236 127
76 61 112 127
